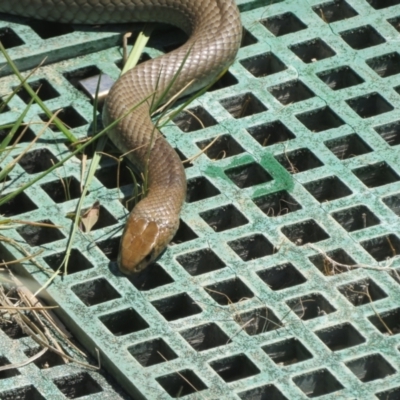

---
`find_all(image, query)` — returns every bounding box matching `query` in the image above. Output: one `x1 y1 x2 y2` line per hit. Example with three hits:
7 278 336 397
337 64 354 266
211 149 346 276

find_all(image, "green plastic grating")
1 0 400 398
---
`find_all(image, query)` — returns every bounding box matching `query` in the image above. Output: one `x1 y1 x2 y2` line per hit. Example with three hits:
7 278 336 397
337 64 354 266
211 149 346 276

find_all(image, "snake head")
118 217 160 274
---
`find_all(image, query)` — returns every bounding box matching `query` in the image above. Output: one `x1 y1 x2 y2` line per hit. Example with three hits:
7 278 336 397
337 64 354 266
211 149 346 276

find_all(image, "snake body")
0 0 242 274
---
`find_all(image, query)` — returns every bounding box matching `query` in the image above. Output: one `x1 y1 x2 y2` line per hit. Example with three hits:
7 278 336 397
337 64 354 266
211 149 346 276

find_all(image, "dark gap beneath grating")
275 148 323 174
115 53 151 70
175 147 192 169
0 386 45 400
303 176 352 202
24 347 65 369
180 323 229 351
331 204 380 232
309 248 357 276
263 338 313 366
352 162 400 188
238 384 288 400
16 219 65 246
261 12 307 36
253 190 302 217
360 234 400 261
374 120 400 146
225 162 272 189
71 278 121 307
208 70 239 92
0 356 20 379
176 248 225 276
314 323 366 351
53 373 102 398
340 25 386 50
345 354 396 382
240 52 287 77
0 319 27 339
312 0 358 23
0 124 35 145
128 338 178 367
16 148 58 174
156 370 207 397
186 176 220 203
127 263 174 291
99 308 149 336
247 120 295 147
96 236 120 262
78 204 117 230
204 278 253 305
286 293 336 320
196 134 245 160
44 249 94 274
173 106 217 132
388 16 400 32
200 204 248 232
376 387 400 400
268 80 315 105
296 106 344 132
235 307 283 335
367 0 400 9
325 133 373 159
366 52 400 78
96 162 139 189
171 219 198 244
346 92 394 118
369 307 400 335
228 234 275 261
241 27 258 47
29 20 74 38
257 263 306 291
317 66 364 90
293 369 344 397
220 93 267 118
282 220 330 245
210 354 260 383
15 79 59 103
63 65 101 90
0 191 38 217
0 28 24 48
338 278 387 306
151 293 202 321
39 106 87 131
383 193 400 216
290 38 335 63
0 101 10 113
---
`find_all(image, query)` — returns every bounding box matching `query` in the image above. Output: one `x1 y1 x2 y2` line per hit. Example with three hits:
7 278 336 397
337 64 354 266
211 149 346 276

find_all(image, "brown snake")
0 0 242 274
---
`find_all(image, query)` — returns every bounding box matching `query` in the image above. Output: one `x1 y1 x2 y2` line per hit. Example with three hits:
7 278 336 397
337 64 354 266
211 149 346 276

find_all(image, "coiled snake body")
0 0 242 274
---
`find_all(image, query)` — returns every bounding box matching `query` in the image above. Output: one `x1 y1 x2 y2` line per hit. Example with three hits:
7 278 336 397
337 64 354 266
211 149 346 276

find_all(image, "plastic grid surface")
1 0 400 398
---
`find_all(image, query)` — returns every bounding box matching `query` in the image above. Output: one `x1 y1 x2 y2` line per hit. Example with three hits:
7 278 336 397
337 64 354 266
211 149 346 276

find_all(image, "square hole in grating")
331 205 380 232
41 176 82 203
127 263 174 291
286 293 336 320
235 307 283 335
369 307 400 335
297 107 344 132
157 370 207 397
228 234 275 261
0 386 45 400
383 193 400 216
15 79 59 103
0 28 24 48
39 106 88 130
96 236 120 262
16 148 58 174
376 387 400 400
63 65 101 89
196 134 244 160
173 106 217 132
290 38 336 63
313 0 358 23
0 124 36 145
186 176 220 202
241 27 258 47
29 20 74 38
282 220 330 246
24 347 65 369
261 12 307 36
0 356 20 379
175 148 192 169
204 278 253 305
275 148 323 174
200 204 248 232
180 323 229 351
53 373 102 398
338 278 387 306
0 319 27 340
253 190 302 217
317 66 364 90
246 120 295 147
305 176 351 202
268 80 315 105
366 52 400 78
353 162 400 188
388 16 400 32
263 338 313 366
44 249 93 274
340 25 386 50
176 248 225 276
257 263 306 291
128 338 178 367
346 92 394 119
325 133 373 159
210 354 260 382
361 234 400 261
79 204 117 230
240 52 287 77
99 308 149 336
219 93 267 118
314 323 366 351
171 219 198 244
0 192 38 217
209 70 239 92
151 293 202 321
16 220 65 246
293 369 344 397
225 162 272 189
367 0 400 9
96 162 138 189
309 248 357 276
238 384 288 400
71 278 121 307
345 354 396 382
374 120 400 146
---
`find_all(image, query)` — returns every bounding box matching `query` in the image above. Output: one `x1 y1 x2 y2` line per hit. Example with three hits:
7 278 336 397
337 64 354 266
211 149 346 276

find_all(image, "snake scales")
0 0 242 274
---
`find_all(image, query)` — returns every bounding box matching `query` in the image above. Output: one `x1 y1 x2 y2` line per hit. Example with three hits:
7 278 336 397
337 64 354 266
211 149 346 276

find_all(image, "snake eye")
144 250 154 263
